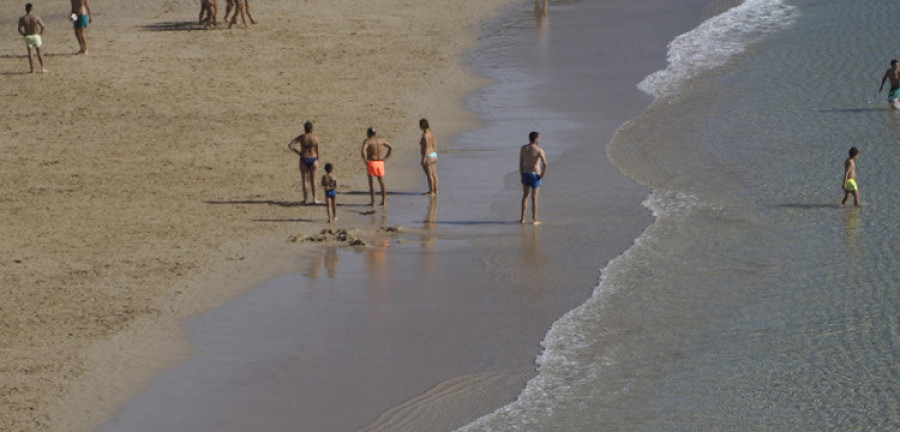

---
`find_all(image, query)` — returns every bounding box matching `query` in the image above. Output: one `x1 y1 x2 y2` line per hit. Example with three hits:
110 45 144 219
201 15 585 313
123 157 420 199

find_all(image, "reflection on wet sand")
421 196 438 249
365 237 392 299
304 248 323 279
535 0 549 31
843 207 861 274
324 247 339 278
520 224 544 272
304 247 340 280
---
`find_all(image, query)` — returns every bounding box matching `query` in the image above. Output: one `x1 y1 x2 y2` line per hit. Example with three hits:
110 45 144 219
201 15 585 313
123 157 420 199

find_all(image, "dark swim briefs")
301 157 318 168
521 171 542 188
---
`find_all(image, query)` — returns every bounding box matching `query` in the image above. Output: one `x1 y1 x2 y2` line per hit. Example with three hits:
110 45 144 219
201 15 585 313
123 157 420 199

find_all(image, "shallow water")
464 0 900 430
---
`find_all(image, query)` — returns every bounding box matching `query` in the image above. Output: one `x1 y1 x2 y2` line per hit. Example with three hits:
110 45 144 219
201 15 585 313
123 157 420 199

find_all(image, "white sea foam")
456 191 703 431
637 0 798 99
458 3 797 431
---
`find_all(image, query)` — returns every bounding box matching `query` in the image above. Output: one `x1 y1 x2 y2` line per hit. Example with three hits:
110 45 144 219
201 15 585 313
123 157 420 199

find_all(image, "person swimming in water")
288 121 320 204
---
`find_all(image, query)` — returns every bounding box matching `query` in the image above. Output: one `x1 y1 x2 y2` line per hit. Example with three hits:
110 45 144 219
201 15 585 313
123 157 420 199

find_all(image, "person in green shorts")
842 147 861 207
17 3 46 73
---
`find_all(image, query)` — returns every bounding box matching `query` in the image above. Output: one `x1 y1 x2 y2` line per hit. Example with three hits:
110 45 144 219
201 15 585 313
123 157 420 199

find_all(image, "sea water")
461 0 900 430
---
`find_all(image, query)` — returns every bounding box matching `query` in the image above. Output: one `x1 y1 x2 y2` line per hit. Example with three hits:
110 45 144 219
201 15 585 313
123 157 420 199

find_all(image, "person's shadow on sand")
205 199 304 207
141 21 203 32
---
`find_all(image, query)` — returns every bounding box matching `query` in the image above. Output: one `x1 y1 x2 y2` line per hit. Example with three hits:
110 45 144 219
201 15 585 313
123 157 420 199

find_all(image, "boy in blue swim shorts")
321 163 338 223
519 131 548 225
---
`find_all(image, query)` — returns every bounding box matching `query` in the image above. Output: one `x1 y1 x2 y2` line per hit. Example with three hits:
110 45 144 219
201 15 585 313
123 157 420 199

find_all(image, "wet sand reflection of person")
324 247 338 279
534 0 549 31
843 208 861 274
421 196 438 249
304 249 323 279
521 225 544 271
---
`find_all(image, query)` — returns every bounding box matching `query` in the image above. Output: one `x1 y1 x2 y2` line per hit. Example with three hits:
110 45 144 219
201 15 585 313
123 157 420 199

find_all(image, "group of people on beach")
16 0 91 73
199 0 256 29
288 121 548 225
13 0 254 74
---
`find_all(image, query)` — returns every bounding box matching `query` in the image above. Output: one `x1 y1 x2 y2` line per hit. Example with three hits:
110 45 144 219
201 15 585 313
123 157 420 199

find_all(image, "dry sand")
0 0 515 430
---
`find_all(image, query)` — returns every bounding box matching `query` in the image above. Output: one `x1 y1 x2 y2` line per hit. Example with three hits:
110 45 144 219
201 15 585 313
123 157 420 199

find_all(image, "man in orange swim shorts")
361 127 393 206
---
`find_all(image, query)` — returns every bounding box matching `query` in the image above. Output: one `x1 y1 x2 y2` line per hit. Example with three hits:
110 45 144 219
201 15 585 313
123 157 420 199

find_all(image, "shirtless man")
419 118 439 196
18 3 46 73
879 60 900 109
288 121 320 204
519 131 548 225
361 127 393 206
199 0 217 29
71 0 91 54
842 146 861 207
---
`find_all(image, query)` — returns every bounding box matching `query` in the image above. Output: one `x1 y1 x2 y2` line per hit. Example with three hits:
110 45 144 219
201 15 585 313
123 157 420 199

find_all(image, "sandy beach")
0 0 514 430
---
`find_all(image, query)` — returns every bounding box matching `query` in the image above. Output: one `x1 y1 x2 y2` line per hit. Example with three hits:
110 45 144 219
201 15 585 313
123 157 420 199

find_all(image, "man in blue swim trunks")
879 59 900 109
70 0 91 54
288 121 321 204
519 131 548 225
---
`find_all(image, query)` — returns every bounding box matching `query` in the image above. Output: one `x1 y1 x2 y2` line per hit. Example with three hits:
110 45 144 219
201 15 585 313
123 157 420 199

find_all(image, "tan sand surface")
0 0 513 430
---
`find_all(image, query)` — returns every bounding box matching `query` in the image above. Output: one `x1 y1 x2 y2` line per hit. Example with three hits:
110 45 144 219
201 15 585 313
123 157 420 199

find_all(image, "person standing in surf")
842 146 861 207
879 59 900 109
519 131 548 225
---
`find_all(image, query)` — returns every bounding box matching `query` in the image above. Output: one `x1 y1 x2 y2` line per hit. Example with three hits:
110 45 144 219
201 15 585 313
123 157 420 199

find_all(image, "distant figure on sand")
520 131 548 225
534 0 549 30
842 146 861 207
70 0 91 54
227 0 255 28
18 3 46 73
321 163 338 223
222 0 234 21
288 121 320 204
199 0 217 29
879 59 900 109
361 127 393 206
419 118 439 196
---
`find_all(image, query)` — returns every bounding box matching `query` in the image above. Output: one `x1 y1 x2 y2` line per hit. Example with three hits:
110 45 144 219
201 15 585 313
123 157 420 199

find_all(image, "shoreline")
92 0 723 430
0 1 517 431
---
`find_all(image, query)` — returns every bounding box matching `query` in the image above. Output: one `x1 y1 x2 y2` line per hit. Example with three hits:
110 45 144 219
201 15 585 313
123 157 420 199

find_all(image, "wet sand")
0 0 512 430
1 0 726 431
91 0 725 430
